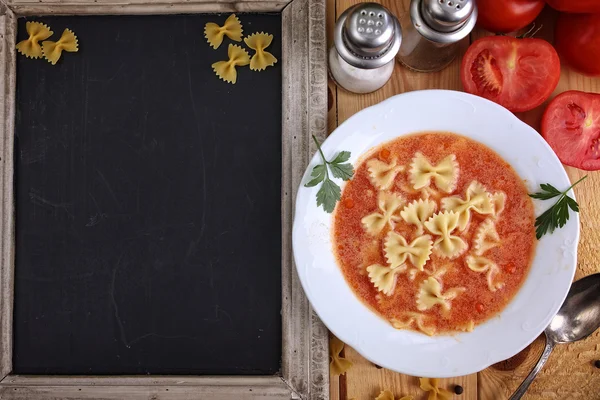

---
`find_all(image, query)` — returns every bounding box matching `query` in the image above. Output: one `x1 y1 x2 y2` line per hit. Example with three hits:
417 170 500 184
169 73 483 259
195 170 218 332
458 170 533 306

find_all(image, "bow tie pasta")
333 132 535 335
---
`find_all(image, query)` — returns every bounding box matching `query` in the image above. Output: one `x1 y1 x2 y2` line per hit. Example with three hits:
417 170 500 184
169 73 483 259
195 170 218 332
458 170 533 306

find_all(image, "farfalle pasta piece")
491 191 507 217
212 44 250 84
400 199 437 235
441 180 494 231
384 231 433 270
16 21 53 59
244 32 277 71
416 277 465 315
375 391 413 400
367 264 405 296
465 255 505 292
204 14 243 49
361 191 405 235
330 335 353 376
458 320 475 333
391 312 435 336
419 378 453 400
473 219 500 256
376 390 395 400
409 153 459 193
424 211 467 259
367 158 404 191
42 28 79 65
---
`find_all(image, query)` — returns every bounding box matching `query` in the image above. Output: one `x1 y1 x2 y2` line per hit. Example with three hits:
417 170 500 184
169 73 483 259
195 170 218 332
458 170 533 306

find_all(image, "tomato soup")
333 132 536 335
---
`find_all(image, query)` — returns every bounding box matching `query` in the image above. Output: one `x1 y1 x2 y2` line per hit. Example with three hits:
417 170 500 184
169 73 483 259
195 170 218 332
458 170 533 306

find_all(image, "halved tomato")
542 91 600 170
461 36 560 112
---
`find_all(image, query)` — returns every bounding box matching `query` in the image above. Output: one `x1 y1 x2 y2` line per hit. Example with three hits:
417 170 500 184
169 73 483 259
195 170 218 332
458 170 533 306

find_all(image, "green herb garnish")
305 135 354 213
529 175 587 239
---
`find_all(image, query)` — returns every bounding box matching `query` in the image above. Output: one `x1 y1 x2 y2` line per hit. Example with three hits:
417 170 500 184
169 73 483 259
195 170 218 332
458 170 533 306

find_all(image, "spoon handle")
509 334 555 400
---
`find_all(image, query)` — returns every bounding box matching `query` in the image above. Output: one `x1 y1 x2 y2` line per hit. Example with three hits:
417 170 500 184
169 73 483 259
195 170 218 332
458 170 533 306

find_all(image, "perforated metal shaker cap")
334 3 402 69
412 0 477 43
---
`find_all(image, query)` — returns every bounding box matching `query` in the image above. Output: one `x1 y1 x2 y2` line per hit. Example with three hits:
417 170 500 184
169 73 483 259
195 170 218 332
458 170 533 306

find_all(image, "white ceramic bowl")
292 90 579 377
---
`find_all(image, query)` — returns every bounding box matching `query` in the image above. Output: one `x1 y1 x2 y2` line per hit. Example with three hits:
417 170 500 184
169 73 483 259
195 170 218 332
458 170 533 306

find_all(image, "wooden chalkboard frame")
0 0 329 399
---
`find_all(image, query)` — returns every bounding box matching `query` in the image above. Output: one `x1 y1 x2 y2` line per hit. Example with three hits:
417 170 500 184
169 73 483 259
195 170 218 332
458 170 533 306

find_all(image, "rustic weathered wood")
0 3 16 383
9 2 288 15
0 0 329 398
328 1 600 400
0 376 292 400
282 0 330 398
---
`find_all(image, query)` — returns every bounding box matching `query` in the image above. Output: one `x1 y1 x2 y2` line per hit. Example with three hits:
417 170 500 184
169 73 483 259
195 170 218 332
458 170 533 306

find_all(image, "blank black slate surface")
13 14 282 375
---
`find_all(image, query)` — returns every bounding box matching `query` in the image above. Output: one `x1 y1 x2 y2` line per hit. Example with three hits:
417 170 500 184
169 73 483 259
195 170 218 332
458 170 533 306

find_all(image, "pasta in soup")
333 132 536 336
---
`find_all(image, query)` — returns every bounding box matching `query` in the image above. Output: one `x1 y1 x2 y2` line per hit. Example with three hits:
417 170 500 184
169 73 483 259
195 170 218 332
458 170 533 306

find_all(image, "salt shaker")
397 0 477 72
329 3 402 94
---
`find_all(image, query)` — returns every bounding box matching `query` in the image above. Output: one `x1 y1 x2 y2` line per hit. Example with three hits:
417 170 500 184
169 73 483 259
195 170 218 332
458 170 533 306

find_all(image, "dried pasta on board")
419 378 453 400
204 14 243 49
244 32 278 71
42 28 79 65
16 22 53 59
212 44 250 84
329 335 352 376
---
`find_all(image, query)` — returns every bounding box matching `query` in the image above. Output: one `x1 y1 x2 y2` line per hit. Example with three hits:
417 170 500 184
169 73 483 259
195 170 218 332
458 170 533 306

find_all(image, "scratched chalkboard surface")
13 14 282 375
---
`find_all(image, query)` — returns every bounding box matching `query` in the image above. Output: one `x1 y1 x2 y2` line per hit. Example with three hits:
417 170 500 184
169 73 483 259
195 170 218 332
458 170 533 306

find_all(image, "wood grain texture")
0 0 329 397
0 4 16 382
282 0 330 398
0 376 292 400
328 1 600 400
9 2 289 15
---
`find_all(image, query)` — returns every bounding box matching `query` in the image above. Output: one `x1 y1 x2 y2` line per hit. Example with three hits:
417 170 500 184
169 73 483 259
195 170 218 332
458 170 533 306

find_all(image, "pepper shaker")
329 3 402 94
397 0 477 72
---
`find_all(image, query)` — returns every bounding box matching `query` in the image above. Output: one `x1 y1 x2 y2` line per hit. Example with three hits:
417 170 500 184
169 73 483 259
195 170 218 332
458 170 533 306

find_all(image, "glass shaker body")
397 12 459 72
396 0 477 73
328 46 395 94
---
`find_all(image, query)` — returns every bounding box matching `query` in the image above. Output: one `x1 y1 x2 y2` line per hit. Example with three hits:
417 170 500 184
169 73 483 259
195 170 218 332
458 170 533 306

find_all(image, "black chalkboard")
13 14 282 375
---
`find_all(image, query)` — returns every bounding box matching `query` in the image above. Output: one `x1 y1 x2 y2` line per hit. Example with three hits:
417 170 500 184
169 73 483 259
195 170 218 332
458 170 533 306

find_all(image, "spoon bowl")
547 274 600 343
510 273 600 400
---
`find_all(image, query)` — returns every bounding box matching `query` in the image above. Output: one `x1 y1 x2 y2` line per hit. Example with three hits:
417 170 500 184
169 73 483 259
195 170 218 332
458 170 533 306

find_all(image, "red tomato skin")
555 13 600 77
542 91 600 170
476 0 545 33
461 36 561 113
546 0 600 13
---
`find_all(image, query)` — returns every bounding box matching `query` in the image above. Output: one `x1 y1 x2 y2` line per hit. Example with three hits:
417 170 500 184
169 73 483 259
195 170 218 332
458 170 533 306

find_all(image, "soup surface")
333 132 536 335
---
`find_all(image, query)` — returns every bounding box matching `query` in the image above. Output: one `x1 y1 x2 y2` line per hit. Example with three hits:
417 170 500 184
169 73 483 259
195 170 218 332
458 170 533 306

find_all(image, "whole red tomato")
555 13 600 76
461 36 560 112
546 0 600 13
542 91 600 170
476 0 545 33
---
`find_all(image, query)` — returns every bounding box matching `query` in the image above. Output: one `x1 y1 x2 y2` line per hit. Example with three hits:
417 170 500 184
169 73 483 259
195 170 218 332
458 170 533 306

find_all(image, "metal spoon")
509 273 600 400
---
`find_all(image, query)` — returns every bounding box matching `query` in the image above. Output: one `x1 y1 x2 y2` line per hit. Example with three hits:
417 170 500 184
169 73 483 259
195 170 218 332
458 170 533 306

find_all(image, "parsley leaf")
305 135 355 213
329 162 354 181
331 151 351 164
305 164 326 187
317 179 341 213
529 175 587 239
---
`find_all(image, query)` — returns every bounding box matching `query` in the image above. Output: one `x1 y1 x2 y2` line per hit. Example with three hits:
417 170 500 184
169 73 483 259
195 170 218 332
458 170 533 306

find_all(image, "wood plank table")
326 1 600 399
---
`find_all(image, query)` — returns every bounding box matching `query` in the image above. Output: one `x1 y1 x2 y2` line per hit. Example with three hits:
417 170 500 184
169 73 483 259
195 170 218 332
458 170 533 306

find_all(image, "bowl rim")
292 89 579 377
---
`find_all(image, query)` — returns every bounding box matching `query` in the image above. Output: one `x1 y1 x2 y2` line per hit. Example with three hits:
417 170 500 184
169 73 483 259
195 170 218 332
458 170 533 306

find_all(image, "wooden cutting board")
327 1 600 399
